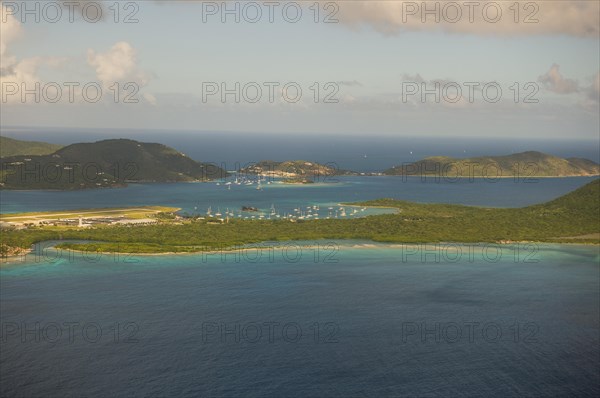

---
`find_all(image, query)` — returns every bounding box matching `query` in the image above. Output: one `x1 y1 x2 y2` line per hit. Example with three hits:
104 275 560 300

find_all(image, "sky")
1 0 599 139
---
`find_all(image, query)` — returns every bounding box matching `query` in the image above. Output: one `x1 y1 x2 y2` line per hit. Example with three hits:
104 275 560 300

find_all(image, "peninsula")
384 151 600 178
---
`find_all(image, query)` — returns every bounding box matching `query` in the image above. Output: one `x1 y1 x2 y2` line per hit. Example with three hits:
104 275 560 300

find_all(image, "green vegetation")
1 180 598 256
384 151 600 177
0 136 62 157
0 139 228 190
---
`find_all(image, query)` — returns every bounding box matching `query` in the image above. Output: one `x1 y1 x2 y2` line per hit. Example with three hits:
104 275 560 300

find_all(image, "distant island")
241 160 357 183
384 151 599 178
0 138 228 190
1 179 598 257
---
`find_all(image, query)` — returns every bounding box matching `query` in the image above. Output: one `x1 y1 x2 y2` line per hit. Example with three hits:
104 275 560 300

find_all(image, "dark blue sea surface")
1 243 599 397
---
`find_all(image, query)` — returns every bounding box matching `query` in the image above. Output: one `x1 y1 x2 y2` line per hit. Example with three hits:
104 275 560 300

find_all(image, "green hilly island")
241 160 356 182
384 151 600 178
0 139 228 190
1 179 598 256
0 136 62 157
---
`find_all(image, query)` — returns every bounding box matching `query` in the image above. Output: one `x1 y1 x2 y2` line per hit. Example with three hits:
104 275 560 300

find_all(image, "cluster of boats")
285 205 368 220
198 204 368 221
215 175 271 190
193 174 371 222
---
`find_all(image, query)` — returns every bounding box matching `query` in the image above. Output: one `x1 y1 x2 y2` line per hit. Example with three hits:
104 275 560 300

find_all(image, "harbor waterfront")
1 175 596 215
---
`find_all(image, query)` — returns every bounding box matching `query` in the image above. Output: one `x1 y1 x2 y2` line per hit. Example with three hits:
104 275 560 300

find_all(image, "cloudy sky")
1 0 599 139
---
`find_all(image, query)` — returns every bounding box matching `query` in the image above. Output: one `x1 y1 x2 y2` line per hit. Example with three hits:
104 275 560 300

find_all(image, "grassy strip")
0 206 180 221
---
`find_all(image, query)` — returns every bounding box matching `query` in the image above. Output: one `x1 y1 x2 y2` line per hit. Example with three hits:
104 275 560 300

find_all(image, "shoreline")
9 239 597 260
0 249 32 264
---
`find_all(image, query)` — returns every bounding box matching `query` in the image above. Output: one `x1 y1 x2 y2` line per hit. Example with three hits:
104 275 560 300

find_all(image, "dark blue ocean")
1 243 599 397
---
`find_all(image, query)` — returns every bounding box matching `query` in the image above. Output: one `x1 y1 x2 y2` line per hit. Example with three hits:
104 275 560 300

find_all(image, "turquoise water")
1 243 599 396
0 176 596 215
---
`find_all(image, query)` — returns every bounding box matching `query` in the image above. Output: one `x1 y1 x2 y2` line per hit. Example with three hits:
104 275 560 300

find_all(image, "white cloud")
0 2 24 76
0 8 152 105
589 71 600 99
538 64 579 94
87 42 149 86
578 71 600 112
143 92 158 106
0 4 67 103
331 1 599 37
85 41 155 104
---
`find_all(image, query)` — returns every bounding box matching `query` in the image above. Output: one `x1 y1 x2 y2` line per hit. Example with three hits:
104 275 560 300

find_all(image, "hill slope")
0 139 228 190
384 151 600 178
0 136 62 157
